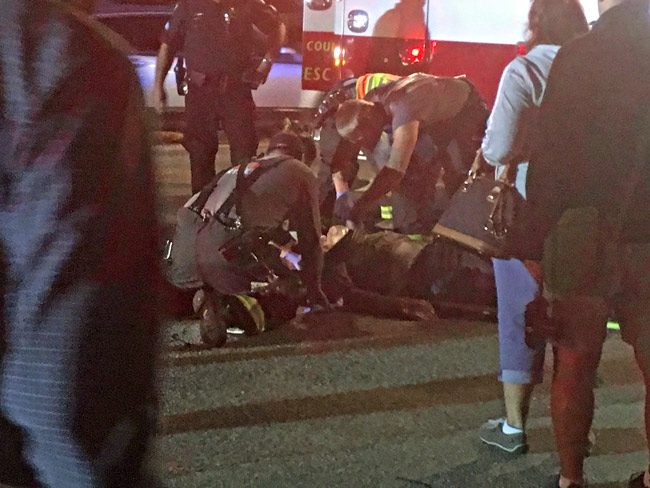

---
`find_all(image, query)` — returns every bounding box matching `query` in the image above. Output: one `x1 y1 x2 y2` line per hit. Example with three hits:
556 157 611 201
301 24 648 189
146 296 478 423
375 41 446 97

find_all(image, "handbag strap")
496 163 518 186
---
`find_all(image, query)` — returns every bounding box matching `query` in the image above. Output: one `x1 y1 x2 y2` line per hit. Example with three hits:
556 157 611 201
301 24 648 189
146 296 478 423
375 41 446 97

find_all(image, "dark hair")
267 132 305 161
526 0 589 49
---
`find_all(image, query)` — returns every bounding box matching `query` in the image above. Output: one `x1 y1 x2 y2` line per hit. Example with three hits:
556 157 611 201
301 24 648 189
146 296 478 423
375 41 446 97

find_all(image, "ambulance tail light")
347 10 369 33
306 0 332 11
400 41 435 66
333 45 346 67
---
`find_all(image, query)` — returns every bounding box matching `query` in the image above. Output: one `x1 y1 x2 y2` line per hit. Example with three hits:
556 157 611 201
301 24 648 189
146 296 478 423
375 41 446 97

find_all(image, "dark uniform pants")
183 78 258 193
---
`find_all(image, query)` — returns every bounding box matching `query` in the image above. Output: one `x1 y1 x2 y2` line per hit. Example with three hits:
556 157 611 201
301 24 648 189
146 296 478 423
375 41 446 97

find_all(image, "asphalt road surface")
152 142 646 488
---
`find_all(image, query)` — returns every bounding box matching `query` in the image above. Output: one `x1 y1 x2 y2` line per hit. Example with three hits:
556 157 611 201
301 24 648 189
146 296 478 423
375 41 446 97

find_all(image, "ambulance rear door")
302 0 431 92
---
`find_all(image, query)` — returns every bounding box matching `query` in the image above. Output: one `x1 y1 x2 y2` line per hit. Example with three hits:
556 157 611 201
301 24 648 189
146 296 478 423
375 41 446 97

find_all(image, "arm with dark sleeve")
250 0 286 59
1 43 160 483
527 48 584 227
348 120 419 223
293 172 326 305
154 2 186 104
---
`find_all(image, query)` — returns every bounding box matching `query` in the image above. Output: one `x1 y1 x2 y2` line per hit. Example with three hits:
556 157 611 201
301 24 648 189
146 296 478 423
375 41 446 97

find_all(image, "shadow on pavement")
160 373 501 434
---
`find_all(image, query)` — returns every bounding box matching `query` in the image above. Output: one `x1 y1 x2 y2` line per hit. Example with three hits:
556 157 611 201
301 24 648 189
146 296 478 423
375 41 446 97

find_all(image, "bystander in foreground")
0 1 161 486
526 0 650 486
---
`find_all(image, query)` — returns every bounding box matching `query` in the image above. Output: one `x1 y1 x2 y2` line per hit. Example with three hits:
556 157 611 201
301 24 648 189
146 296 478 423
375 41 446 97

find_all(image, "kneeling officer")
168 132 328 346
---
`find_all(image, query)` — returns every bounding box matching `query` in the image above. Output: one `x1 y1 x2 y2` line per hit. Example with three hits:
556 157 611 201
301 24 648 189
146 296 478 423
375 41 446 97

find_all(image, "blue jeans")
493 258 545 384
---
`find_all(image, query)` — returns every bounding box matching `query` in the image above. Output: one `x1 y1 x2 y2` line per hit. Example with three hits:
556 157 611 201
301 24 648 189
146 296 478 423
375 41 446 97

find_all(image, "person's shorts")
542 207 650 352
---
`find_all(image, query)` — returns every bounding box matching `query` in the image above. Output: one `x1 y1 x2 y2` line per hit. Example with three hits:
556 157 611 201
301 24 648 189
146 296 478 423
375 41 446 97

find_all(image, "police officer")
153 0 286 193
169 131 329 346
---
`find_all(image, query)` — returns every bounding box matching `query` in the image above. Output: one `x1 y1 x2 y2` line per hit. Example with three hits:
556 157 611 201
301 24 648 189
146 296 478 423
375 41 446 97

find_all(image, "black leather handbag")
433 154 525 258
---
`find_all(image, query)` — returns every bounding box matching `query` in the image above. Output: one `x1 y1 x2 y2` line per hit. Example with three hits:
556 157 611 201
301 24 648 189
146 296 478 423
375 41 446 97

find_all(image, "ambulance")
302 0 598 105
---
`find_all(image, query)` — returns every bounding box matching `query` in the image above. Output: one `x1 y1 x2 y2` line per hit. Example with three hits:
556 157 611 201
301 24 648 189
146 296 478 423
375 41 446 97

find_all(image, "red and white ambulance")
302 0 598 105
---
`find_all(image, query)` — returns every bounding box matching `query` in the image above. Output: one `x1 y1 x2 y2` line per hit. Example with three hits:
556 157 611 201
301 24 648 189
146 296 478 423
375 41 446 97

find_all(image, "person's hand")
307 288 332 312
468 149 488 180
333 191 354 222
151 84 167 114
399 298 437 321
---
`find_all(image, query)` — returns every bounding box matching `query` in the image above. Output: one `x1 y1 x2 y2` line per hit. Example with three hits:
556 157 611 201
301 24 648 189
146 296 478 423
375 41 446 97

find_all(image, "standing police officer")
153 0 286 193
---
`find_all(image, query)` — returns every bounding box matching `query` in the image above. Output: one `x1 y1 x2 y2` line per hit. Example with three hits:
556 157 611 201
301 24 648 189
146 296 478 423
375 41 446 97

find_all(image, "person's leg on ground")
221 82 258 166
550 296 607 488
183 82 221 193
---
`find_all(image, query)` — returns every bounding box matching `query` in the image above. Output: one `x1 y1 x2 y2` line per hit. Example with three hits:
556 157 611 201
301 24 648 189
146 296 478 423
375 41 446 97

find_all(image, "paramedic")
334 73 488 229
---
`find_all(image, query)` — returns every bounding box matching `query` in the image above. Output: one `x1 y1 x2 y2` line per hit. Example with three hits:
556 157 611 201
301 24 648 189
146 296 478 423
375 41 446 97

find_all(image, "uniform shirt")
200 156 324 298
366 73 472 133
481 44 560 198
162 0 280 77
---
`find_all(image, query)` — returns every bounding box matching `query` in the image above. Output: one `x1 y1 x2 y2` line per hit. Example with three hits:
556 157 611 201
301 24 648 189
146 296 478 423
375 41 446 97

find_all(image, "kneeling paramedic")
168 132 328 346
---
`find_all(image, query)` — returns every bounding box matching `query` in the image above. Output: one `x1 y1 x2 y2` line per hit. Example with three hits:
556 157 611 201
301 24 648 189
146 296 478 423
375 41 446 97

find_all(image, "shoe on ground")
629 472 650 488
479 418 528 454
549 475 586 487
196 292 228 348
192 289 207 316
585 430 596 457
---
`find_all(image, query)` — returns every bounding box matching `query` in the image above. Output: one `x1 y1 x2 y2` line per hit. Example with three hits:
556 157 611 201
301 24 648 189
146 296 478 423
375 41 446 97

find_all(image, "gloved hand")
347 166 404 225
347 199 372 226
280 249 302 271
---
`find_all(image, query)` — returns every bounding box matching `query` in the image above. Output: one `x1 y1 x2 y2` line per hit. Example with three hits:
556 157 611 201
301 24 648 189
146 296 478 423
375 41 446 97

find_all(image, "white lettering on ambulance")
303 67 333 82
306 41 333 52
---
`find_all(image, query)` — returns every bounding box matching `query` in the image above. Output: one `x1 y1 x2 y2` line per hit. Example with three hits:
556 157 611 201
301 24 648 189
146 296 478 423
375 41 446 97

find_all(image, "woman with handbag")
477 0 589 455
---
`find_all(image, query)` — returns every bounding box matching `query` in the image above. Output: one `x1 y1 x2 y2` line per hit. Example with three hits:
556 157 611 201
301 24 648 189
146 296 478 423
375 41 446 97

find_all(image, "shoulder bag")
432 151 525 258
